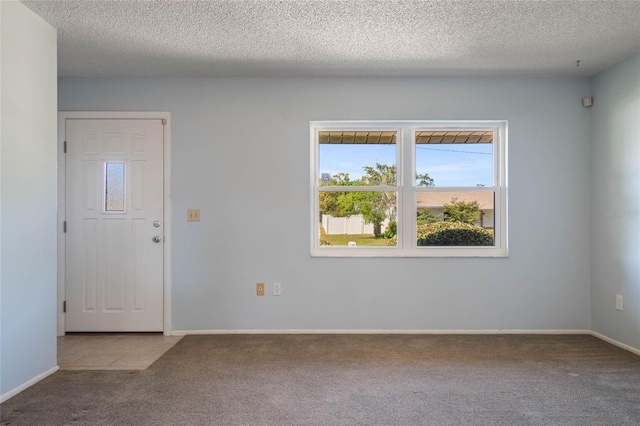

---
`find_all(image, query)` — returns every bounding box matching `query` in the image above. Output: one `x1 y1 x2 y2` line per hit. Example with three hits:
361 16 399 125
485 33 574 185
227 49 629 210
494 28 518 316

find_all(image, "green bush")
386 222 493 246
417 222 493 246
443 198 481 225
320 239 333 246
382 221 397 238
417 207 440 225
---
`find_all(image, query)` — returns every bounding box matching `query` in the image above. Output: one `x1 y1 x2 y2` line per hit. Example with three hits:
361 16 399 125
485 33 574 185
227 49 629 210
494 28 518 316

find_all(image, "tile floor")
58 333 183 370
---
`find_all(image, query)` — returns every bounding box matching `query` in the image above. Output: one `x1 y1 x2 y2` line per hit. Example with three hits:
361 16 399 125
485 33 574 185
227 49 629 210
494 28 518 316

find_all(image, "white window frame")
310 120 508 257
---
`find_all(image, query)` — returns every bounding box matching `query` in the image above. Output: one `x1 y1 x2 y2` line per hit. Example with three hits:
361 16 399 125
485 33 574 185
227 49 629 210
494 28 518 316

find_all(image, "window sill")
311 247 508 258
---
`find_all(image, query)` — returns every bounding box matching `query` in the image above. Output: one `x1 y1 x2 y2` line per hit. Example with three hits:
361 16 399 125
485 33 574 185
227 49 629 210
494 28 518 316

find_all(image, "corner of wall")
0 0 58 399
588 52 640 350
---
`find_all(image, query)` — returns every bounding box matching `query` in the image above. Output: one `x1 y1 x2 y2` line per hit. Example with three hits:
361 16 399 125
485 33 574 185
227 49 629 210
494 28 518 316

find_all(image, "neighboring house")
322 190 493 235
416 191 494 228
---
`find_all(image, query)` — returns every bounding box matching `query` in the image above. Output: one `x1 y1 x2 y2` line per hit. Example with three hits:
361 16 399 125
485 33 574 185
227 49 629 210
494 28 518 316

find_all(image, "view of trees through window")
317 129 496 248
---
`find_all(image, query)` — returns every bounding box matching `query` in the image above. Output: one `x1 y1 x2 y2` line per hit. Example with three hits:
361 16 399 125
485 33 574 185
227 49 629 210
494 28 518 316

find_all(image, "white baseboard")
171 329 592 336
0 366 59 403
590 331 640 356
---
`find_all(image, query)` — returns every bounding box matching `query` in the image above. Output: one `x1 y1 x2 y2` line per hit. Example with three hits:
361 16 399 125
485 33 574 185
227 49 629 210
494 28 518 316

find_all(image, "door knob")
152 235 162 243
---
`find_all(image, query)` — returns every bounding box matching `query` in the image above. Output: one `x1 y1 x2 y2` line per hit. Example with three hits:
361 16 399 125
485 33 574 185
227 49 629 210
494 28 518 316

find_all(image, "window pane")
105 162 125 211
319 131 396 186
415 131 493 187
415 190 494 246
319 191 397 246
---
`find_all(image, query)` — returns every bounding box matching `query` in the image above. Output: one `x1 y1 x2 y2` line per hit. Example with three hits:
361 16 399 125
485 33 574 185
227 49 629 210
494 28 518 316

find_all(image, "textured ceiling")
20 0 640 78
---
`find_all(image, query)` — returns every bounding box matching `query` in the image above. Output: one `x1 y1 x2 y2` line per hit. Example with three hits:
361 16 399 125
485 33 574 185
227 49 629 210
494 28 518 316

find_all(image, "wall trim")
171 329 592 336
590 331 640 356
0 366 59 403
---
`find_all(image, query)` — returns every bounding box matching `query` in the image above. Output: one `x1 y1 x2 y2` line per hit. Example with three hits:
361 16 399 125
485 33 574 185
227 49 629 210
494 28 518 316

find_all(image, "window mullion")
401 125 414 250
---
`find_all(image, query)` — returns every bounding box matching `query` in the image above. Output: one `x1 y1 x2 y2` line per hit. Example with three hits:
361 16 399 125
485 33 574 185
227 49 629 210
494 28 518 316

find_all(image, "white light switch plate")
616 294 623 311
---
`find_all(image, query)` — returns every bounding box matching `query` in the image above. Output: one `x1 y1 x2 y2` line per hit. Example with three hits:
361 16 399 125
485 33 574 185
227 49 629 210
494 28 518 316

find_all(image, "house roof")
20 0 640 78
415 131 492 144
319 130 493 145
416 191 494 210
319 131 397 145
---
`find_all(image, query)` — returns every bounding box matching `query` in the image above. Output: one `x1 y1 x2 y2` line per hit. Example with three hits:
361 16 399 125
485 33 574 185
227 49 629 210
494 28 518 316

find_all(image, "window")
105 161 125 212
311 121 507 257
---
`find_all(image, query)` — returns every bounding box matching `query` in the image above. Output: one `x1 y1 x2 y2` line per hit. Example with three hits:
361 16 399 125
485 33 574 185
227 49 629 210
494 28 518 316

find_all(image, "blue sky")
319 143 493 186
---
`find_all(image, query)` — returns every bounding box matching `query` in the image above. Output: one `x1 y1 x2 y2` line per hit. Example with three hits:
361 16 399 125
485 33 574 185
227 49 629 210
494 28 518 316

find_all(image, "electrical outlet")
616 294 623 311
256 283 265 296
273 282 281 296
187 209 200 222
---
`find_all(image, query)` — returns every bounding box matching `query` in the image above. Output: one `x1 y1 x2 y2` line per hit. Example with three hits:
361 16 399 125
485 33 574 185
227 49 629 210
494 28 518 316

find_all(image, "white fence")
322 215 389 235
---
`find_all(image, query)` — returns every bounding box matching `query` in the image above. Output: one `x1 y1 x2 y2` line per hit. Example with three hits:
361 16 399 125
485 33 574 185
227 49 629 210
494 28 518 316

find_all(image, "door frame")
57 111 172 336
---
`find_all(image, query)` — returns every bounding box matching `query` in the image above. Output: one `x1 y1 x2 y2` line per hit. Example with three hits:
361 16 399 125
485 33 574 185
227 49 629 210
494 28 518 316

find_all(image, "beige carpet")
2 334 639 425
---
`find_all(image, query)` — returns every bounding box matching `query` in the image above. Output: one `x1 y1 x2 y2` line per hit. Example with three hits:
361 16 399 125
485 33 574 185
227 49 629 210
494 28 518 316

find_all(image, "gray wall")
1 0 57 399
590 52 640 349
58 76 592 332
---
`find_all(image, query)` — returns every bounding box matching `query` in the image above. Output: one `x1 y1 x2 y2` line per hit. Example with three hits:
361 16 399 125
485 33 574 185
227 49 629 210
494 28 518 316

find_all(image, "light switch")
187 209 200 222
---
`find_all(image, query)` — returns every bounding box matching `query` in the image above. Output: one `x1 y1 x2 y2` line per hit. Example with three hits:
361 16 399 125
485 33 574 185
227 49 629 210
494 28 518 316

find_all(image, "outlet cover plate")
187 209 200 222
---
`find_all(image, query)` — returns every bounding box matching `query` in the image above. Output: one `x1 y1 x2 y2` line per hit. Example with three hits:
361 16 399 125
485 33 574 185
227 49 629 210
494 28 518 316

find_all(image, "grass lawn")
321 234 391 246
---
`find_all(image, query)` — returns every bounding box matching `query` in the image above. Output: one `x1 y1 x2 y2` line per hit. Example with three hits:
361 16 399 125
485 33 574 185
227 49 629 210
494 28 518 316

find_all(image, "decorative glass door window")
104 162 125 212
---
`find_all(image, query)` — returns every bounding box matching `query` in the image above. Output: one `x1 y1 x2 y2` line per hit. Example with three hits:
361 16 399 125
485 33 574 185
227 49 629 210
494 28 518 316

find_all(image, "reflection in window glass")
415 190 495 246
415 131 493 187
319 191 397 247
319 131 397 186
105 162 125 211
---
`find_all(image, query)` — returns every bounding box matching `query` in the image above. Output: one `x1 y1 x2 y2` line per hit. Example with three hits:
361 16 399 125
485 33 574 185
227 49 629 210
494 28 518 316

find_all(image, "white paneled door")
65 119 164 331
